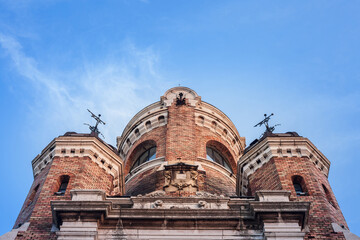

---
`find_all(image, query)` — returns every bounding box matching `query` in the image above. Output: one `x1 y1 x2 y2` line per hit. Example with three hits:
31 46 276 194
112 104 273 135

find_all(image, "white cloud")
0 33 165 146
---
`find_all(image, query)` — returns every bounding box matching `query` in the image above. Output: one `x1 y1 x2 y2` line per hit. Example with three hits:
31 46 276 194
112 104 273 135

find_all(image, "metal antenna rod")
84 109 106 138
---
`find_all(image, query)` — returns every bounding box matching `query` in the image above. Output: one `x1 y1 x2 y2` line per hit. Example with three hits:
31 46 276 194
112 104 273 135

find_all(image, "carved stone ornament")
144 190 166 198
163 162 199 192
176 92 186 106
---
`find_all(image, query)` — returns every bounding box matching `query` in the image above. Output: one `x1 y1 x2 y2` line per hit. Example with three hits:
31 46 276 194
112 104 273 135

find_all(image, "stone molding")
237 136 330 195
117 107 168 158
161 86 200 107
263 222 305 240
125 157 236 186
51 189 309 239
196 158 236 184
332 223 360 240
255 190 291 202
70 189 106 201
125 157 165 183
194 106 244 158
32 135 124 194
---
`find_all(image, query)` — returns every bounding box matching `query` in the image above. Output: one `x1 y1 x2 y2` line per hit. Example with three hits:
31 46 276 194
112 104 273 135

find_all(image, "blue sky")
0 0 359 236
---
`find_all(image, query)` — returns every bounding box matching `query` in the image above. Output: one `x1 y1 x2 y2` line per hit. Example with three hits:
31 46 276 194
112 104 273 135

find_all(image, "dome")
117 87 245 196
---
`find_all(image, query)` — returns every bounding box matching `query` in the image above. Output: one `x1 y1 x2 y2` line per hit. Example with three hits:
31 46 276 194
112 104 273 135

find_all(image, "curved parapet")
118 87 245 196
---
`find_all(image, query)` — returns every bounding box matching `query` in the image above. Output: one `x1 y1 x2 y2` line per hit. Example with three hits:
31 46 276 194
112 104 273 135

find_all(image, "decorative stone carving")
163 162 199 193
198 200 207 209
144 190 166 198
193 191 225 198
152 200 163 209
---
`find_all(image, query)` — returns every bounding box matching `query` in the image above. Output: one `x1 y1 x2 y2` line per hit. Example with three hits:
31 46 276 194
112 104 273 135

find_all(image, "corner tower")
237 132 349 239
12 133 124 239
117 87 245 196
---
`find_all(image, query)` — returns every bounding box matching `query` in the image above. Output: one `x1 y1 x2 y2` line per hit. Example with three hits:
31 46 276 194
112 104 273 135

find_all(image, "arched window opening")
145 121 152 129
27 184 40 206
223 129 228 137
56 175 70 196
198 116 205 125
131 146 157 170
292 175 308 196
206 147 232 173
322 184 336 208
135 128 140 137
211 121 217 130
158 115 165 124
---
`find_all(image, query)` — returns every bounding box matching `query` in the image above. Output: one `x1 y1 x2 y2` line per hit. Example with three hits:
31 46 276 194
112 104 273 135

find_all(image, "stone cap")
255 190 291 202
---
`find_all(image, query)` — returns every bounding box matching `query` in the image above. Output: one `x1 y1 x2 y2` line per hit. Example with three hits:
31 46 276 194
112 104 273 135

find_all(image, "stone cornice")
194 103 245 157
237 136 330 195
32 135 124 194
51 190 309 233
116 102 168 155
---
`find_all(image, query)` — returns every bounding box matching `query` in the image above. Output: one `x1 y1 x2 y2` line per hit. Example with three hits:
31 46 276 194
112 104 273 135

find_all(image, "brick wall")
248 155 347 239
165 102 197 163
13 163 52 229
15 156 114 240
247 158 282 195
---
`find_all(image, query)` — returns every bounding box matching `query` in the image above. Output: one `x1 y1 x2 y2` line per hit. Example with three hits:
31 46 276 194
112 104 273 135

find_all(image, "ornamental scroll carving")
163 162 199 193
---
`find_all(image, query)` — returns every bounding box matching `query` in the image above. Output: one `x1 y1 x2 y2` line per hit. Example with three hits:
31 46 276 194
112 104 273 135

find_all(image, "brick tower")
1 87 357 240
119 87 244 197
11 133 123 239
237 132 351 239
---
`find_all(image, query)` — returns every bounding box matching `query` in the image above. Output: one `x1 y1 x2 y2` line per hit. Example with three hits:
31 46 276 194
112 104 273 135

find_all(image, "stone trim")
125 157 165 183
237 137 330 195
32 136 124 194
196 158 236 184
51 189 309 240
117 109 168 158
194 104 245 155
255 190 291 202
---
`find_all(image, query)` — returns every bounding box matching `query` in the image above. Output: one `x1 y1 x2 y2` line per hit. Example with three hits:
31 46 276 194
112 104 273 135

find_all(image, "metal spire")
254 113 280 133
84 109 106 138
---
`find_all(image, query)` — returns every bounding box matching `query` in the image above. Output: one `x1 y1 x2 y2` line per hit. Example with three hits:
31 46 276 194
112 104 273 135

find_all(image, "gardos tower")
1 87 357 240
117 87 244 197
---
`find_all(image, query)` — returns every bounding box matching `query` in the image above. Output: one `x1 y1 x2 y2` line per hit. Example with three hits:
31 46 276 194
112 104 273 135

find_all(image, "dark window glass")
56 175 70 195
294 183 303 195
59 181 68 194
206 147 232 173
292 175 307 196
131 146 156 170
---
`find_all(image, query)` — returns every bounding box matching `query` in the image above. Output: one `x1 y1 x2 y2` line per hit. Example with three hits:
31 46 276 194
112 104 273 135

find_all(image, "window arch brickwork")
125 139 157 174
205 140 236 173
292 175 308 196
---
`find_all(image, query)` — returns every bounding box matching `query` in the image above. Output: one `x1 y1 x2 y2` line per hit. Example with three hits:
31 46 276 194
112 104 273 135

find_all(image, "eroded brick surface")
248 156 347 239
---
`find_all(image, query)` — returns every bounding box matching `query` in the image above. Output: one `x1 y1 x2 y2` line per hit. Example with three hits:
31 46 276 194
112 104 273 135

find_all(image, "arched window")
134 128 140 137
206 147 232 173
322 184 336 208
158 115 165 124
292 175 307 196
211 121 217 130
131 146 156 170
145 121 152 129
56 175 70 196
198 116 205 125
27 184 40 206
